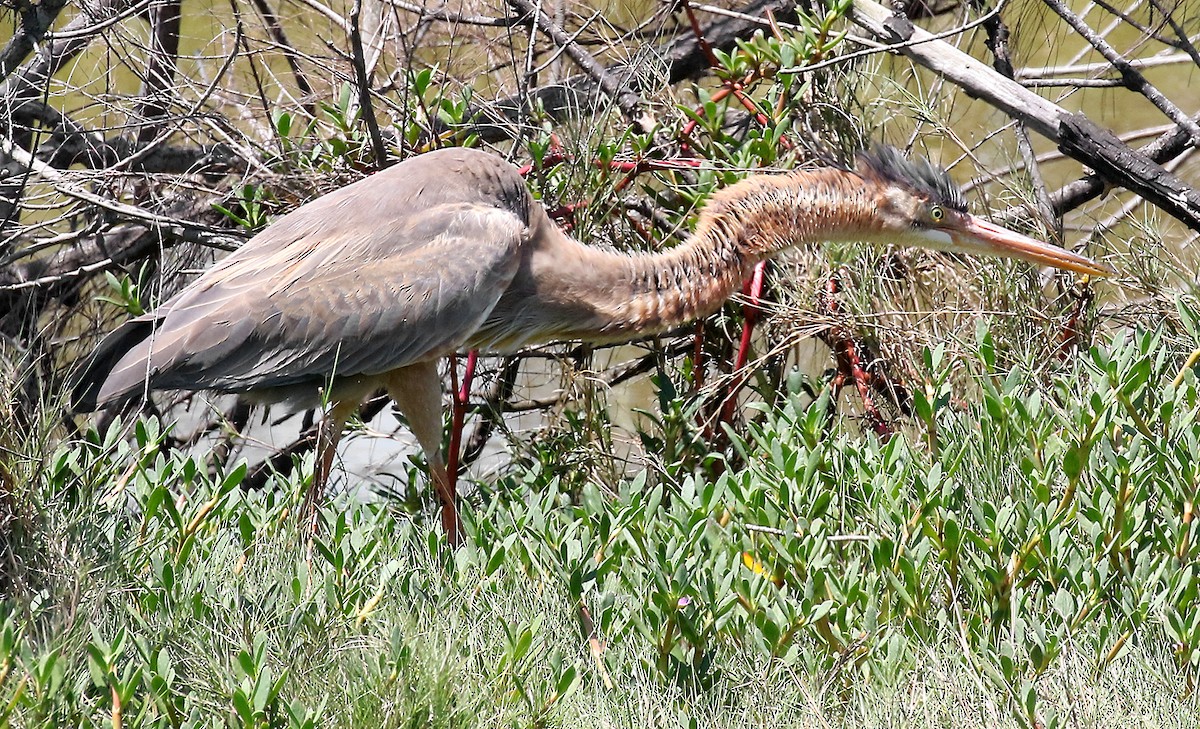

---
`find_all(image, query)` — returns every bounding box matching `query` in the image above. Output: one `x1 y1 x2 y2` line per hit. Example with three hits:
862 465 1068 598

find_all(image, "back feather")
69 315 160 412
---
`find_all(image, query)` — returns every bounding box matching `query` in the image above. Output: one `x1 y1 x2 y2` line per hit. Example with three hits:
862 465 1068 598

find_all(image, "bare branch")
388 0 516 27
1017 50 1194 79
281 0 349 33
501 338 693 413
981 13 1057 237
248 0 317 117
1145 0 1200 69
0 0 71 81
849 0 1200 231
350 0 389 167
0 139 243 252
450 0 798 143
1 0 141 111
505 0 654 133
135 0 183 143
1040 0 1200 145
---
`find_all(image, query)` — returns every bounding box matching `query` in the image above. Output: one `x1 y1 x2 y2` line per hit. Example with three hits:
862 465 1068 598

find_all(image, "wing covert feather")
97 202 527 400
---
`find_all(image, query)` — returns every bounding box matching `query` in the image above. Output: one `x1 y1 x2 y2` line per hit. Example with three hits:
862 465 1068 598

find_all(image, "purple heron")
71 145 1112 544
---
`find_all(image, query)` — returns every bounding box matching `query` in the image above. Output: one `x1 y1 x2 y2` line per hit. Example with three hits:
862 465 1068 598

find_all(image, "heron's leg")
304 398 357 532
385 361 460 545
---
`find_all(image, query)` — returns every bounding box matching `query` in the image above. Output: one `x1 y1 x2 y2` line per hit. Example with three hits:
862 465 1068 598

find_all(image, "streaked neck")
581 167 877 337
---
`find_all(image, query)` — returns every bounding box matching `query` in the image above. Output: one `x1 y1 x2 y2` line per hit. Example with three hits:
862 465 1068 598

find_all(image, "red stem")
446 350 478 482
719 260 767 425
821 275 893 440
678 0 792 151
1056 284 1093 360
681 0 721 67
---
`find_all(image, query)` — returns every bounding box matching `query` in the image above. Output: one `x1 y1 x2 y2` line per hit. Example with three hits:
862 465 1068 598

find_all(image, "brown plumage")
71 146 1113 543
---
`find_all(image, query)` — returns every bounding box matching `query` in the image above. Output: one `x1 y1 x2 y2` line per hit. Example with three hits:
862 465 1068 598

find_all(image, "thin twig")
248 0 317 117
135 0 182 144
350 0 389 168
848 0 1200 231
981 13 1057 238
494 339 693 413
0 0 71 80
388 0 516 27
0 138 243 252
282 0 349 32
1089 0 1190 53
505 0 654 132
461 357 521 469
742 523 876 541
1145 0 1200 68
1017 49 1193 78
1041 0 1200 145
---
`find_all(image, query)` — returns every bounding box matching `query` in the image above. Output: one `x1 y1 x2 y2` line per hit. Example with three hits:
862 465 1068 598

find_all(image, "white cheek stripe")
915 228 954 250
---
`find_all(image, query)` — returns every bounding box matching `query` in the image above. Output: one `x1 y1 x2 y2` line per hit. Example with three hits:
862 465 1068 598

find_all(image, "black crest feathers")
855 145 968 213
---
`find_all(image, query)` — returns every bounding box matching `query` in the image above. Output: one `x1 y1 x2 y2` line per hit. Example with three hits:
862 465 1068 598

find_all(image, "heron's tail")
68 317 158 413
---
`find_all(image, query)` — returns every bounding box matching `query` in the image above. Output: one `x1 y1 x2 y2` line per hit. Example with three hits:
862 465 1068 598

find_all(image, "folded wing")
72 199 526 410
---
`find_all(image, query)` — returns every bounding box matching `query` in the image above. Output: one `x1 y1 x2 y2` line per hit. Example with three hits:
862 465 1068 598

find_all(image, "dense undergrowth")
4 320 1200 727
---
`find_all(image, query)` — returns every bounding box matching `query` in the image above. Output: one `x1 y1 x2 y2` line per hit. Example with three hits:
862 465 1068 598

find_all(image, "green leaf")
1062 444 1085 482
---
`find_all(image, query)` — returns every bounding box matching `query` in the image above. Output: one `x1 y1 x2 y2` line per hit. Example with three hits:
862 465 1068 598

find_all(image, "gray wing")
93 199 526 403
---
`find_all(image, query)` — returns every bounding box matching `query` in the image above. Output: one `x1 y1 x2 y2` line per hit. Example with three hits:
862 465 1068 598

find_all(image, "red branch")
1056 282 1094 359
674 0 796 439
678 0 792 153
604 157 704 193
546 201 587 230
718 260 768 424
446 349 479 482
817 275 894 440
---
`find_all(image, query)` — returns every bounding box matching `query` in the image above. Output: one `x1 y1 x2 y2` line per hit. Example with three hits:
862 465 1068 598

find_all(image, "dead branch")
247 0 317 117
0 0 72 81
461 357 521 471
505 0 654 133
1 0 141 112
0 196 227 302
1041 0 1200 145
389 0 516 27
1 0 142 233
1145 0 1200 69
0 139 243 253
980 12 1057 238
848 0 1200 232
12 100 237 174
135 0 183 142
501 338 694 413
349 0 388 168
243 394 390 491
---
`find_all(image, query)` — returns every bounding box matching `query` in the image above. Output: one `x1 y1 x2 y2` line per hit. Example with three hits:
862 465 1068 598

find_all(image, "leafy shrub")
3 323 1200 727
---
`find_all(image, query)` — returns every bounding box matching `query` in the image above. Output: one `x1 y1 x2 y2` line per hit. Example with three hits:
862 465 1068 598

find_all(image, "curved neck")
574 167 877 338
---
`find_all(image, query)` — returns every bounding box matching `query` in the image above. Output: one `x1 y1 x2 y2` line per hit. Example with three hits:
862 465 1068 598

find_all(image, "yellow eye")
929 206 945 222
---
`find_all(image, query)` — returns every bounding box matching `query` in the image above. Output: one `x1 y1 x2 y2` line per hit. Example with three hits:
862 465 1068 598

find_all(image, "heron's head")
854 145 1114 277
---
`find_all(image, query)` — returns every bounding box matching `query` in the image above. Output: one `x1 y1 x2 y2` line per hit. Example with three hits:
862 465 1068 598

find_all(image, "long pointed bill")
951 215 1115 277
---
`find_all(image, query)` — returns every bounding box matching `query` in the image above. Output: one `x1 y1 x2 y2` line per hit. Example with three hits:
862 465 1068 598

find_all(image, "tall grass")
3 318 1200 727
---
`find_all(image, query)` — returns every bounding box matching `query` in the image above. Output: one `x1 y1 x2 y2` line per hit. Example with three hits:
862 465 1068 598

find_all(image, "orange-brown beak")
944 215 1115 277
